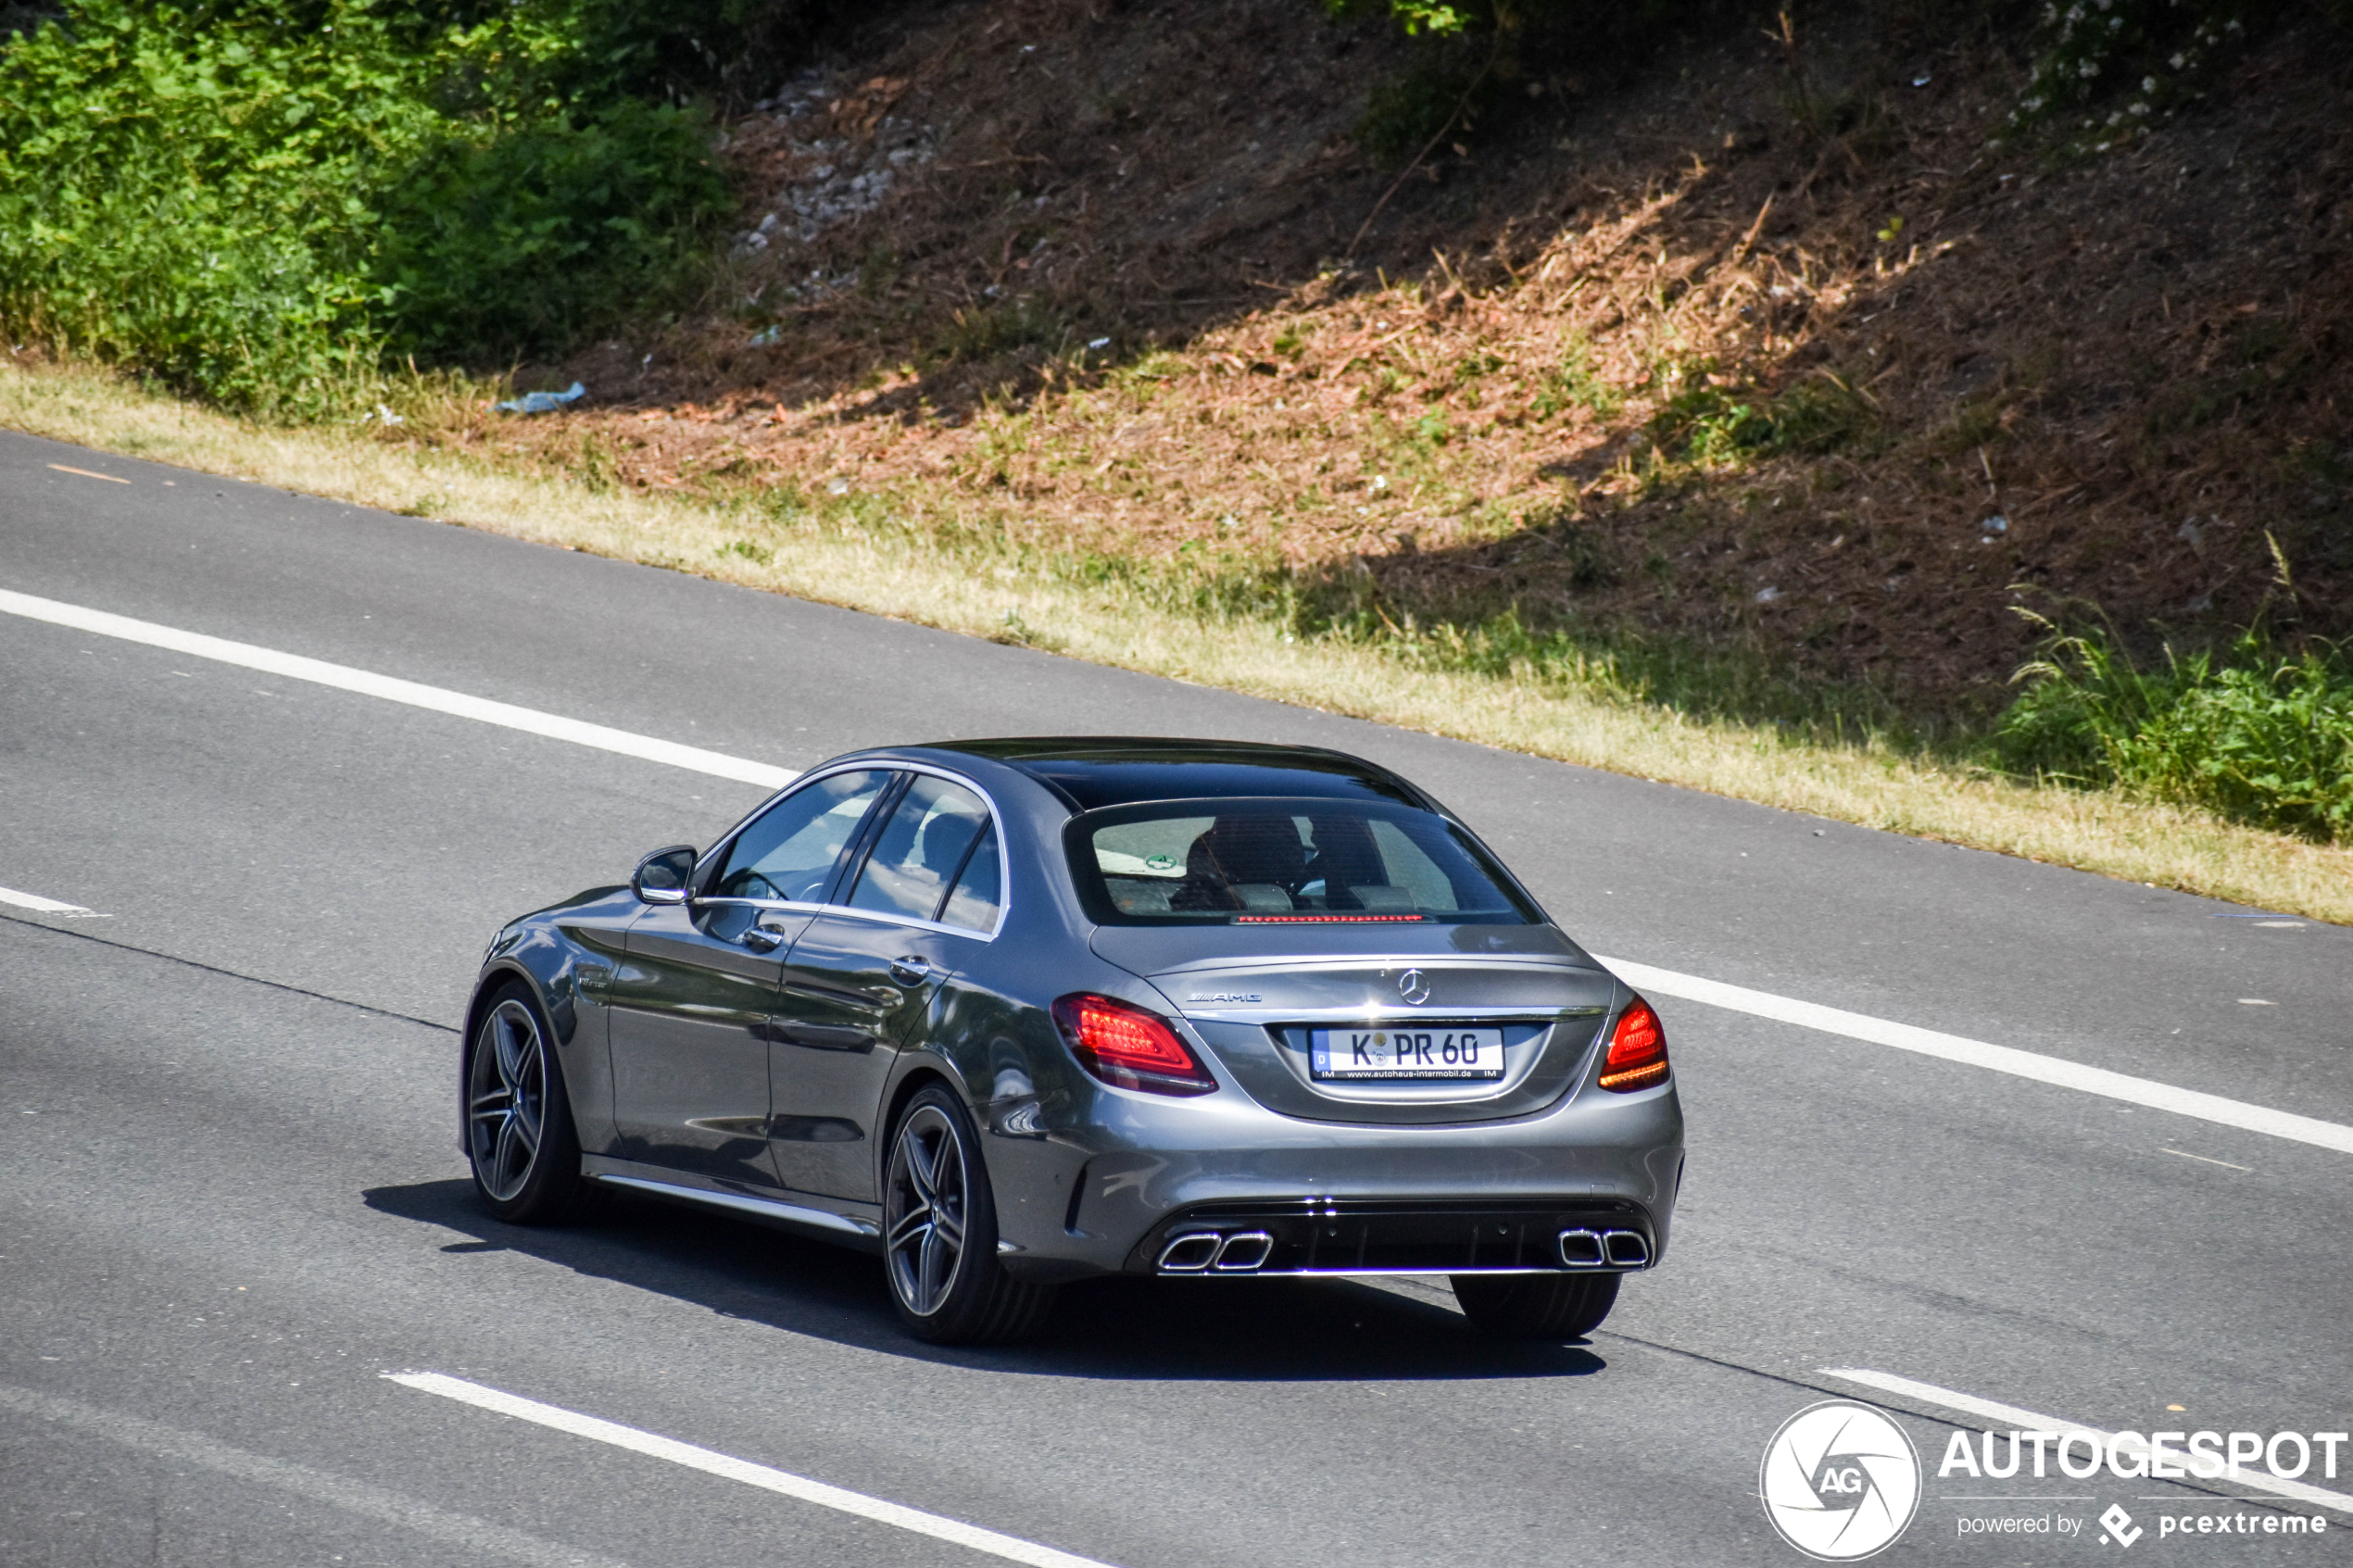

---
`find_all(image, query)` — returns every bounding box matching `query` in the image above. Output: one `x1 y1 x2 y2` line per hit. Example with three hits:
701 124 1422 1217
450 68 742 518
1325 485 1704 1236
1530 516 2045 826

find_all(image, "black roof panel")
928 737 1424 812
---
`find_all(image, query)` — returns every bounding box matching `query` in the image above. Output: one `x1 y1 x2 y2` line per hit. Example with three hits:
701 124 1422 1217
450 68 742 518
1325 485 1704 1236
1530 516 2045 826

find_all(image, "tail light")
1052 993 1217 1097
1597 997 1669 1092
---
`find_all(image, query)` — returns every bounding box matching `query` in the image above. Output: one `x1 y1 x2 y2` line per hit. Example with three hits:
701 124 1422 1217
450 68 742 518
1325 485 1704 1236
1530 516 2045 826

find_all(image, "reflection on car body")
462 737 1683 1344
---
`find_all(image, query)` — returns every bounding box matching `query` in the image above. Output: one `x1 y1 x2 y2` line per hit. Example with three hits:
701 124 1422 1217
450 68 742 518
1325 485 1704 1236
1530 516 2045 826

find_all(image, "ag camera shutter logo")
1760 1400 1922 1561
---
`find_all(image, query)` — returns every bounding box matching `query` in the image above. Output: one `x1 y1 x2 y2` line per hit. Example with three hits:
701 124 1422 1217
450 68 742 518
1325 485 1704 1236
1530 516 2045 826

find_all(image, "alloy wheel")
884 1104 969 1317
469 998 546 1203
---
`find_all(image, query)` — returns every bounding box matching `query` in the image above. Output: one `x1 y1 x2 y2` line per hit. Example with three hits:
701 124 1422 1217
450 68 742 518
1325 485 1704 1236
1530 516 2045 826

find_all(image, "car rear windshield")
1067 797 1540 925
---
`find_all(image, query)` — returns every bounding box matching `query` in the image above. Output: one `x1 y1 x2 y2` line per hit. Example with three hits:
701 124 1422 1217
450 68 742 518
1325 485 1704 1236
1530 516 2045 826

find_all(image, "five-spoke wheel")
466 985 583 1223
881 1085 1056 1343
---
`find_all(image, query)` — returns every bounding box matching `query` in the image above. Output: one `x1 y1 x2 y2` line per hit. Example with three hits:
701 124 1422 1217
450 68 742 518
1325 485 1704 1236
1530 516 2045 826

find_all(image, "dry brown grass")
8 356 2351 924
447 0 2353 728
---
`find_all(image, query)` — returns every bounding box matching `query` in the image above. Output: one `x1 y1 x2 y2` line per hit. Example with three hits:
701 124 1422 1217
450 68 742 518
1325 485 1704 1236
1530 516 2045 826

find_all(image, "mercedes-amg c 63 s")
462 738 1683 1344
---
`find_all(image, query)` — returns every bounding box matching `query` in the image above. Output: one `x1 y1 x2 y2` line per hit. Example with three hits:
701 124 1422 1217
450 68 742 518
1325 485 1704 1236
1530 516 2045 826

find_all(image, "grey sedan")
462 738 1683 1344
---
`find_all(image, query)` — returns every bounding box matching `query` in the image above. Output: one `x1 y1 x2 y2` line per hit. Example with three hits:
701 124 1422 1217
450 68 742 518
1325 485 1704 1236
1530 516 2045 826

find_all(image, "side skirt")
580 1155 885 1254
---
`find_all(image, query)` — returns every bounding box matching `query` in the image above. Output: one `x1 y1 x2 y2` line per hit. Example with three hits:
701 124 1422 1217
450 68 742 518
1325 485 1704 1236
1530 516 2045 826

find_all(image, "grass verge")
6 358 2350 925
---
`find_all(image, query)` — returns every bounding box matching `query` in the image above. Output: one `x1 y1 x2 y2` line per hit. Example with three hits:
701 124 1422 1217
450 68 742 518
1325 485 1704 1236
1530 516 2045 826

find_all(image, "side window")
847 775 993 923
938 828 1001 933
711 771 891 903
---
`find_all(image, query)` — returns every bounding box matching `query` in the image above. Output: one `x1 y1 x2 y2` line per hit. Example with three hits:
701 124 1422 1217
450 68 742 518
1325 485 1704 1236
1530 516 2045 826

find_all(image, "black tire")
881 1085 1058 1345
1451 1272 1620 1340
465 982 586 1225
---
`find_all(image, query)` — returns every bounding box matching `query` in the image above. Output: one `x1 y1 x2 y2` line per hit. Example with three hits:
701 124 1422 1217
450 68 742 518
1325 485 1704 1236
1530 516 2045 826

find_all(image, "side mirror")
632 844 699 906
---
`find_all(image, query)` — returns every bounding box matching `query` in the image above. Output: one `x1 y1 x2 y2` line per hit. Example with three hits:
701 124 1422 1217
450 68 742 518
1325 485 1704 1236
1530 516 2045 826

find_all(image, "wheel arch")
459 961 557 1156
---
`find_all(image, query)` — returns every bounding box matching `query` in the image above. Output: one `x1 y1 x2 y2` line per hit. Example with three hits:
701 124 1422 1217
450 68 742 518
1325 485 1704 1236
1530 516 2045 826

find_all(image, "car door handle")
741 923 787 952
888 955 931 985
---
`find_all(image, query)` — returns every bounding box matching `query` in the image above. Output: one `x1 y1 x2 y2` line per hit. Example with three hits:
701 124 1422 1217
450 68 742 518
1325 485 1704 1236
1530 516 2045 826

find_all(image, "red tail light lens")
1052 993 1217 1097
1598 997 1670 1092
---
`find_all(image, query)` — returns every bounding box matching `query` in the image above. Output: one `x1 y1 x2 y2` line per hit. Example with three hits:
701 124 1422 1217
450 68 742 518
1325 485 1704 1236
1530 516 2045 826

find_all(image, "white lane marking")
2160 1147 2254 1172
0 587 797 790
0 1381 632 1567
1597 956 2353 1158
10 585 2346 1159
386 1372 1118 1568
0 884 107 917
46 463 130 483
1819 1368 2353 1516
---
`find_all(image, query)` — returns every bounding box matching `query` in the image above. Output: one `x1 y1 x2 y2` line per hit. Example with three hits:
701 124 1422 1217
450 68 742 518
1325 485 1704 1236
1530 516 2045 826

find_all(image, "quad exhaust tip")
1157 1229 1277 1273
1559 1227 1650 1269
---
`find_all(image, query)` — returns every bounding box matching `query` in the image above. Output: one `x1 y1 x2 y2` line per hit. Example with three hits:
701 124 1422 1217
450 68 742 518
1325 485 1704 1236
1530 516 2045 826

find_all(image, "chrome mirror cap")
631 844 698 906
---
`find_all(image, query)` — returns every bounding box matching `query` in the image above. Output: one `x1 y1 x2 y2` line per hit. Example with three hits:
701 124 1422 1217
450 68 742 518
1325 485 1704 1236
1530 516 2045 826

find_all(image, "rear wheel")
882 1086 1057 1344
466 984 585 1224
1451 1272 1620 1339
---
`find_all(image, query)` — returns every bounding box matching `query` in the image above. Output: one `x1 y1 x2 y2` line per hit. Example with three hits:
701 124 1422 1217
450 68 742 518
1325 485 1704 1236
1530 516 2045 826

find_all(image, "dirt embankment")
495 0 2351 715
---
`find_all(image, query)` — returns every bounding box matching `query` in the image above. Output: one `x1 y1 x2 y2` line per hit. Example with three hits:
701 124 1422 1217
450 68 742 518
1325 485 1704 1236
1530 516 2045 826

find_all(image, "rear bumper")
984 1075 1684 1282
1123 1196 1658 1277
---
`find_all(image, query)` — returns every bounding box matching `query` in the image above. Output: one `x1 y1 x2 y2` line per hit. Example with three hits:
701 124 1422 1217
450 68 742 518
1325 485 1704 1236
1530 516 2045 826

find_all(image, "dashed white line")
386 1372 1119 1568
0 587 797 789
0 884 107 917
8 583 2349 1160
46 463 129 484
1820 1368 2353 1516
1597 957 2353 1159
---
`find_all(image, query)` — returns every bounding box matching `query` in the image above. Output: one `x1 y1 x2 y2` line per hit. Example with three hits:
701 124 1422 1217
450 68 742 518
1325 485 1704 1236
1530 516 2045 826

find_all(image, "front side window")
711 770 892 903
847 774 996 926
1072 797 1537 925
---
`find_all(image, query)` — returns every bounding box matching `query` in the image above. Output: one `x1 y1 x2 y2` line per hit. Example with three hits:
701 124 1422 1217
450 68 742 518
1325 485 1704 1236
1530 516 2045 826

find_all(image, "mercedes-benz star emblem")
1397 969 1431 1006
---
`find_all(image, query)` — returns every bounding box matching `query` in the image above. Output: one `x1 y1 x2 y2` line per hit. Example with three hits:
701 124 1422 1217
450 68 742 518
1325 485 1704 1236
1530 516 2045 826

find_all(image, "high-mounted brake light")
1052 993 1218 1097
1597 997 1669 1092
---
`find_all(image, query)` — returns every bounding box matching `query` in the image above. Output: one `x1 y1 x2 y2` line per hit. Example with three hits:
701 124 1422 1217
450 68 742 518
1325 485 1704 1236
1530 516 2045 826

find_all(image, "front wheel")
881 1086 1057 1344
1451 1272 1620 1340
466 984 585 1224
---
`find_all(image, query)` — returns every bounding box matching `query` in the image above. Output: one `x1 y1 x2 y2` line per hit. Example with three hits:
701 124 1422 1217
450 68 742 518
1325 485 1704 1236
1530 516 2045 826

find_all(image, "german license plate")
1309 1027 1506 1081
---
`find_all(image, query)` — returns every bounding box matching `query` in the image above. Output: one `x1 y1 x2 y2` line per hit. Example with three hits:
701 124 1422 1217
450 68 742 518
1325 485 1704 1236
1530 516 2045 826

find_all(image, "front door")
606 768 895 1185
769 773 1003 1200
607 898 792 1184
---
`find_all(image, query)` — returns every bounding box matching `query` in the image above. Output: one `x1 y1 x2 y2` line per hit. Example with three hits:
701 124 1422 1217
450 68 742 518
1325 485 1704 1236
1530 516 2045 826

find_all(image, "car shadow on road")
364 1178 1609 1383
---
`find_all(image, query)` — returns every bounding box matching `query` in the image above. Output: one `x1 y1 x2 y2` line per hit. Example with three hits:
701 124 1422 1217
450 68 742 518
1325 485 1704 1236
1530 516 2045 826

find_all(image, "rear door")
606 769 894 1184
767 773 1004 1200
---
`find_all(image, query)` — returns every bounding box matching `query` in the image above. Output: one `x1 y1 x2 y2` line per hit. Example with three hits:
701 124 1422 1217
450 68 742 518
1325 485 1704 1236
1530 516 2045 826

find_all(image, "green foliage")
2002 0 2258 151
1646 365 1877 468
375 98 728 359
1354 59 1486 163
1999 616 2353 841
1530 337 1622 420
0 0 739 412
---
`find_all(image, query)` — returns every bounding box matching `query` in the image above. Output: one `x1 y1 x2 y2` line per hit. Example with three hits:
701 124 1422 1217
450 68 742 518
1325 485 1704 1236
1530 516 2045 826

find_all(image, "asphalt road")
4 425 2348 1566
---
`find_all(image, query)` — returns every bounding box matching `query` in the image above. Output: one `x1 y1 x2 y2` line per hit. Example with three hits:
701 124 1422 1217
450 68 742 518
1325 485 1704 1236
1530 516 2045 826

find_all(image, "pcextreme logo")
1760 1400 1924 1561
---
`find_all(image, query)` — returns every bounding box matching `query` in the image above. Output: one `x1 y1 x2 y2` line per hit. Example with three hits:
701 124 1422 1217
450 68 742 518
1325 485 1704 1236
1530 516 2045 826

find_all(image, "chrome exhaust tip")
1211 1231 1274 1272
1157 1232 1222 1273
1603 1229 1651 1268
1557 1228 1606 1267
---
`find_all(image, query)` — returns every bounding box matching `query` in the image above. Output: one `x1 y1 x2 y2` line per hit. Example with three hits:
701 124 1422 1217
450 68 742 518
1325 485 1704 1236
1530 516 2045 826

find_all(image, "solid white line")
0 884 105 917
1818 1368 2353 1515
1596 956 2353 1158
385 1372 1119 1568
0 1381 632 1567
11 583 2346 1160
0 587 798 790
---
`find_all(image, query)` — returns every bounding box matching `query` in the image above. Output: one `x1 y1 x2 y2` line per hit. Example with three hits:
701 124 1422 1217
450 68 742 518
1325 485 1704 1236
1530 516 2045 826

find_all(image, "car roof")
921 736 1428 813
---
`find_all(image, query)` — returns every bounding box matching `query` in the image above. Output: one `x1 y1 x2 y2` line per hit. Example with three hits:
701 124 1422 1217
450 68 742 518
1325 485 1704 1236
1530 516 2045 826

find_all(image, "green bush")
1999 616 2353 841
374 98 727 360
0 0 736 412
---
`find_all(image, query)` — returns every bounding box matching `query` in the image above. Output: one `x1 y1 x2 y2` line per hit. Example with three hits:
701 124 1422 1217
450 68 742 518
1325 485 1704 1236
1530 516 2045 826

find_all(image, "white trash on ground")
493 383 587 416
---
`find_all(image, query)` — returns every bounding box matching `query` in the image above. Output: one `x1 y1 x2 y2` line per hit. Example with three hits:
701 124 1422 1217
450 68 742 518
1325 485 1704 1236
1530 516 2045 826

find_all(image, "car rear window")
1068 797 1539 925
